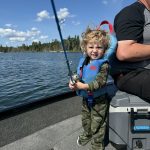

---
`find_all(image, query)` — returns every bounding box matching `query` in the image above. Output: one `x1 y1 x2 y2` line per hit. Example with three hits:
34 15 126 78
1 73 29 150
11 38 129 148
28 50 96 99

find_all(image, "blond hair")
80 27 110 53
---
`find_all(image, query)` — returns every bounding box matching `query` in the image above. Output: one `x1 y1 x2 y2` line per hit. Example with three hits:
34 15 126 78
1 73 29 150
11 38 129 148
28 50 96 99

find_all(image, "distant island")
0 35 81 53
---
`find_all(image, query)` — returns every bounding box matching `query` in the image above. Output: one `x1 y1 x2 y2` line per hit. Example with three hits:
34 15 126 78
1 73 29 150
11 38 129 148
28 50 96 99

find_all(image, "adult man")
114 0 150 101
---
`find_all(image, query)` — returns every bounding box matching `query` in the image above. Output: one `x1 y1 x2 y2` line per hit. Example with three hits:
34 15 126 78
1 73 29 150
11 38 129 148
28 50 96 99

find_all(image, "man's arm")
117 40 150 62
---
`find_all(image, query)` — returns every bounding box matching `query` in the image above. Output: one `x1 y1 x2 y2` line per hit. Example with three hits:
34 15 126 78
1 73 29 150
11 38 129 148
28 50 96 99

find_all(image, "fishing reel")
71 73 80 84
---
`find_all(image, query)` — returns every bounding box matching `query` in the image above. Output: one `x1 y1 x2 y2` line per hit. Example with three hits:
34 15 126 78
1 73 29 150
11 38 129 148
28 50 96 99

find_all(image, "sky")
0 0 136 47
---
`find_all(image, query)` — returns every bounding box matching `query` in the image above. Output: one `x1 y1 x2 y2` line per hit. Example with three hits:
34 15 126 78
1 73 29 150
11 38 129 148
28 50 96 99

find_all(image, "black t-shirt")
112 1 150 71
114 1 150 44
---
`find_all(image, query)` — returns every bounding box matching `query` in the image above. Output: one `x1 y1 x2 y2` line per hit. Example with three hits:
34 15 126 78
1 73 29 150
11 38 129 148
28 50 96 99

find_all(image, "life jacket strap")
79 57 90 79
79 67 83 78
87 91 94 108
96 20 113 34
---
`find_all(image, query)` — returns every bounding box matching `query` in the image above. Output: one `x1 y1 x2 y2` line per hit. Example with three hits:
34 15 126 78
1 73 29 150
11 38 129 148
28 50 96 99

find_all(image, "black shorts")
116 68 150 101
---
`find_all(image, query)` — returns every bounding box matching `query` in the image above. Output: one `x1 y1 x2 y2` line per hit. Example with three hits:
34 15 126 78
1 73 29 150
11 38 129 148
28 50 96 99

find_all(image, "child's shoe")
90 139 104 150
77 133 92 146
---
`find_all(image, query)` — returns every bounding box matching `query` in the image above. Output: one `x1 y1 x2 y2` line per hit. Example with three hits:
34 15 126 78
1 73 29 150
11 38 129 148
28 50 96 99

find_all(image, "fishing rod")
50 0 77 84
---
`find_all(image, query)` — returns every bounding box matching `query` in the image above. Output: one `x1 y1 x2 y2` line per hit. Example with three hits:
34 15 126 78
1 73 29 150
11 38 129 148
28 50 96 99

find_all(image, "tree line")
0 35 81 52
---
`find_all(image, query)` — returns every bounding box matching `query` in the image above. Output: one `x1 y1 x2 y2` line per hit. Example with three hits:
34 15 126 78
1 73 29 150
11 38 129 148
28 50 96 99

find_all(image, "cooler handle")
130 108 150 133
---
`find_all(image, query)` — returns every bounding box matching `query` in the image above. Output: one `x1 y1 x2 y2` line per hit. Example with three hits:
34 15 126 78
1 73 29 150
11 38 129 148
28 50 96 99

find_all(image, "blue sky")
0 0 136 47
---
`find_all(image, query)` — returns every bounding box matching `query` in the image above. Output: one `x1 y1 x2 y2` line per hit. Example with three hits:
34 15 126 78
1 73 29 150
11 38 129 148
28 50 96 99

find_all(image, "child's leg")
77 99 92 146
81 99 92 135
90 96 109 150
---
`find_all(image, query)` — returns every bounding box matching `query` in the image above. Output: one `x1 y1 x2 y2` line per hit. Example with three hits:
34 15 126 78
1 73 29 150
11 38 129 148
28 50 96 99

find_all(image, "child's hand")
69 80 89 91
68 80 77 91
75 81 89 90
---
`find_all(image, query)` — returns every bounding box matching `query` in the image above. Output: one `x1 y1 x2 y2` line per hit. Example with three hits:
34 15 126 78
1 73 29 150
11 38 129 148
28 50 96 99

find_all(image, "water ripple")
0 52 82 111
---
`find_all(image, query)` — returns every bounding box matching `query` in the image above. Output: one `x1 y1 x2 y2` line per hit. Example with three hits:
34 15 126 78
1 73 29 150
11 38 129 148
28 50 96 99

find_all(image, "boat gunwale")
0 91 76 120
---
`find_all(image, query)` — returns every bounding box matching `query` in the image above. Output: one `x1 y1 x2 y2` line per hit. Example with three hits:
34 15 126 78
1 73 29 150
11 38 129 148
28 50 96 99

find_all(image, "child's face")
86 41 105 60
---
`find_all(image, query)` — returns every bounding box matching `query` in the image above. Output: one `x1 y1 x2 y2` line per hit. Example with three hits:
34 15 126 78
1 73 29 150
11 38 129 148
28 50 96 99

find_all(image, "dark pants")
116 68 150 101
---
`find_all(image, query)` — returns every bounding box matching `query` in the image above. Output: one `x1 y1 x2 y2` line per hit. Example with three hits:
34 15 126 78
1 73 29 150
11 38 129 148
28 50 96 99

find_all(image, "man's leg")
117 68 150 101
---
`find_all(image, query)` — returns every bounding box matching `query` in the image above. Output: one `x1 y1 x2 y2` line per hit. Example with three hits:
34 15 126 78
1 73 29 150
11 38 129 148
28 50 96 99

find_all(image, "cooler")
109 90 150 150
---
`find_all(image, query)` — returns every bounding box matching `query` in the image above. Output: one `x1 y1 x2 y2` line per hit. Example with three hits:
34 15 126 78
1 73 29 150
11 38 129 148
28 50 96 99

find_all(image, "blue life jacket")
76 34 117 98
103 34 117 61
76 57 108 98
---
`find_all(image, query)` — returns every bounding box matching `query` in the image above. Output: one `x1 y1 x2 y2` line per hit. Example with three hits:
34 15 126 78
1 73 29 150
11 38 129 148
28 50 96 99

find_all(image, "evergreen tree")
0 35 81 52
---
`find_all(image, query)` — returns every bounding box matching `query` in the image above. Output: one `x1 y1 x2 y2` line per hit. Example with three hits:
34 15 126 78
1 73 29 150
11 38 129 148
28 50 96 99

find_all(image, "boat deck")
0 115 115 150
0 92 116 150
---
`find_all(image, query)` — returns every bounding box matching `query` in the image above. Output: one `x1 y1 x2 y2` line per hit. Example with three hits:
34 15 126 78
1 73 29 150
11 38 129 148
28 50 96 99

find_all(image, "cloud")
57 8 70 21
51 7 74 24
31 35 48 43
9 37 26 42
36 10 50 22
32 39 40 43
0 27 41 42
5 24 12 28
40 35 48 39
27 28 41 36
0 28 16 37
36 8 74 24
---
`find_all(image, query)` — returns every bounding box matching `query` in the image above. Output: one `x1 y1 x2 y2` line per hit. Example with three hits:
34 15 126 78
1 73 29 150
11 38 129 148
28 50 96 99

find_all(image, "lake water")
0 52 82 111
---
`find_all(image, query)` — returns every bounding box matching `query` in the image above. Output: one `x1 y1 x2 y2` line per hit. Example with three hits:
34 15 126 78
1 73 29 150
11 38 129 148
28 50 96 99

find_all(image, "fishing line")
50 0 74 83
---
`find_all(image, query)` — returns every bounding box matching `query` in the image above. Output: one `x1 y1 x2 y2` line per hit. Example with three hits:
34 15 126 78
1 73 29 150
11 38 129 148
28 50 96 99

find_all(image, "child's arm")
69 79 89 91
73 63 109 91
88 62 109 91
75 81 89 90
